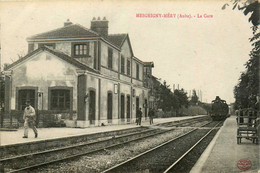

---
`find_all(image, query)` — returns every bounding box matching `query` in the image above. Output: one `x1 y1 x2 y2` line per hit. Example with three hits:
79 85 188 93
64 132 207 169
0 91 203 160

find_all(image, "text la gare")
197 14 213 18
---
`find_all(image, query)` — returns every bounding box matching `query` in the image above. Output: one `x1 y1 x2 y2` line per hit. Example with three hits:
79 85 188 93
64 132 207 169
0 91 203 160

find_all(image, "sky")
0 0 253 104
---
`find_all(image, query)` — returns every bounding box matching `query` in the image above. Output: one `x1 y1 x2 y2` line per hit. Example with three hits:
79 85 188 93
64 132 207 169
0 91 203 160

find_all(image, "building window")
18 89 36 110
127 60 130 76
136 63 139 80
38 43 55 49
50 89 71 110
74 44 88 56
121 56 125 74
108 48 113 69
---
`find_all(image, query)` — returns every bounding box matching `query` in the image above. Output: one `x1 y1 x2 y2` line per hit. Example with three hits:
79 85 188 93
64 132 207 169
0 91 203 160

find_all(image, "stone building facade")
3 18 153 128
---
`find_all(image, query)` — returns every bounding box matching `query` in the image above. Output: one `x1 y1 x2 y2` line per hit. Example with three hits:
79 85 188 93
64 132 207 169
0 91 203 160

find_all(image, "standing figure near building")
23 100 38 138
137 108 142 125
148 108 154 125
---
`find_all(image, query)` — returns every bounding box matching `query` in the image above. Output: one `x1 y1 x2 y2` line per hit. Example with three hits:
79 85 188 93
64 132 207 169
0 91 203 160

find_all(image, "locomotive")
210 96 229 121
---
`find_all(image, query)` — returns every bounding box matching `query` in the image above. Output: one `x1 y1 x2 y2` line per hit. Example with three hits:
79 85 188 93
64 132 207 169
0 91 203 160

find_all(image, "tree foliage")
157 80 173 111
174 89 189 108
190 90 199 105
156 80 189 112
224 0 260 109
0 74 4 109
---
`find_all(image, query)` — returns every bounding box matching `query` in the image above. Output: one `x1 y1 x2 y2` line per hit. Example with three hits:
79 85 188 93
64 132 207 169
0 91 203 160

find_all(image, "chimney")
91 17 108 37
64 19 73 27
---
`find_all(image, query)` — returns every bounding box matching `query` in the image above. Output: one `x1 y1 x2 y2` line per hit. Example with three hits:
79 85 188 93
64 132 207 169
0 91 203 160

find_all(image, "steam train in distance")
210 96 229 121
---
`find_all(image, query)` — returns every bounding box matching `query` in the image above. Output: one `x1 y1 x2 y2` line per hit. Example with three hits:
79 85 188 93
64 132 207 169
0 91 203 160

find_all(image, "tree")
173 89 189 108
0 73 4 111
224 0 259 109
190 90 199 105
157 81 173 112
234 72 250 109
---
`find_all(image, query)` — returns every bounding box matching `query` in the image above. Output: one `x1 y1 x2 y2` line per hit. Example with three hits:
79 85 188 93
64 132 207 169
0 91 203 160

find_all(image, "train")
210 96 229 121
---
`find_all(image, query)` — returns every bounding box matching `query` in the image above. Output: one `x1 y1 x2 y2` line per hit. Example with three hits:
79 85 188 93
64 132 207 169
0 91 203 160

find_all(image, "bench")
236 109 259 144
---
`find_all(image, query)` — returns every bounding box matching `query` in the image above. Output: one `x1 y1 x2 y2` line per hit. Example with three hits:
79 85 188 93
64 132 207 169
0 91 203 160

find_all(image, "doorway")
121 94 125 122
145 99 148 119
136 97 139 117
127 95 130 122
107 92 113 123
89 90 96 124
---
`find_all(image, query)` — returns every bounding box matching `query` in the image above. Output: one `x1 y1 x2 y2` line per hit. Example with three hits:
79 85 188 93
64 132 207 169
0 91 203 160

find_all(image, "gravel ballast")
35 127 194 172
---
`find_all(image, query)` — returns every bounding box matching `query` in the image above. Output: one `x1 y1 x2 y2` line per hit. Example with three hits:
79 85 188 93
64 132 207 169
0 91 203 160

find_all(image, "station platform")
0 115 205 146
191 115 259 173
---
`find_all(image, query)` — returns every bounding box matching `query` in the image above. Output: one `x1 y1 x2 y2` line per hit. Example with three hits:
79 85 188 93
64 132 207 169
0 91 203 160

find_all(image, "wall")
120 74 131 83
85 74 99 124
119 83 132 123
121 39 132 75
99 78 119 125
31 41 96 69
73 41 95 68
10 51 78 114
56 42 71 55
132 60 144 83
100 42 119 72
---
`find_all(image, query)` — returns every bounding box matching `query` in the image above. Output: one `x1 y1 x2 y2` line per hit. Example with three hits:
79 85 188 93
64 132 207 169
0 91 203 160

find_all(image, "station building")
3 18 154 128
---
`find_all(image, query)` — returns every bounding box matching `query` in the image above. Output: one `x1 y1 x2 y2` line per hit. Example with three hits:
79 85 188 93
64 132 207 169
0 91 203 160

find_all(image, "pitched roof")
107 34 128 48
27 24 99 40
5 46 99 74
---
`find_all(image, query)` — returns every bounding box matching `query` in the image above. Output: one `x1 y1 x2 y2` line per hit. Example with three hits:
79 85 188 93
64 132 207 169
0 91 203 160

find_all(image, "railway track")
155 116 211 127
0 116 212 173
102 121 222 173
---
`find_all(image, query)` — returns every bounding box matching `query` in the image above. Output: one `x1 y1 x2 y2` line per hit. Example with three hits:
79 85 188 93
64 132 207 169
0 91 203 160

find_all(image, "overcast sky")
0 0 253 104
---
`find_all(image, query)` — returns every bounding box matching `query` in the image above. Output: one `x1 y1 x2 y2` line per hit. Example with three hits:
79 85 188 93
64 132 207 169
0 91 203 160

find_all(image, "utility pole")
200 90 202 102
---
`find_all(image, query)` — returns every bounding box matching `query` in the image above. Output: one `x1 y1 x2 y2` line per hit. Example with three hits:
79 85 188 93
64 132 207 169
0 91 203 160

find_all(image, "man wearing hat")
23 100 38 138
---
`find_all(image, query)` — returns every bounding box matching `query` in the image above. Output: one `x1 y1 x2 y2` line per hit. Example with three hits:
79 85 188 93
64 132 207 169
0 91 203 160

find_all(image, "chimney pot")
64 19 73 27
90 17 109 37
93 17 96 20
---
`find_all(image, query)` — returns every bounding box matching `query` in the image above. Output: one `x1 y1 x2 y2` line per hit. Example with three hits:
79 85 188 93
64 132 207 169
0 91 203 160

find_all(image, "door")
121 95 125 122
145 99 148 119
89 90 96 124
136 97 139 118
107 92 113 123
127 95 130 122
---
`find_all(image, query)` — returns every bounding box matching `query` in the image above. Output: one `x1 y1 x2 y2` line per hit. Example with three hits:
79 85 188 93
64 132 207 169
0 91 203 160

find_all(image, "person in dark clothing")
137 108 142 125
148 108 154 125
239 107 244 124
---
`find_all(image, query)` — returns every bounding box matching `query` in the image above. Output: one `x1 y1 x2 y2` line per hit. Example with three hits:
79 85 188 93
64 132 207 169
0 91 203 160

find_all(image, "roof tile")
28 24 99 40
107 34 127 48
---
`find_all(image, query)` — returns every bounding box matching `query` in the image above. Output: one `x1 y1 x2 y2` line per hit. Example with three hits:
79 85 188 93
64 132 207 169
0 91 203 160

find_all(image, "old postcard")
0 0 259 172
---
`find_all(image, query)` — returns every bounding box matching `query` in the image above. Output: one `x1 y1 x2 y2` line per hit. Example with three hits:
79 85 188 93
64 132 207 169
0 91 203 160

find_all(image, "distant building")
3 18 154 128
144 62 156 109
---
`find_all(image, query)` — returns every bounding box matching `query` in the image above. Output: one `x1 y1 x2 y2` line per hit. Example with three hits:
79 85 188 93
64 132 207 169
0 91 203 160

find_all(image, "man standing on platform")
137 108 143 125
148 108 154 125
23 100 38 138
